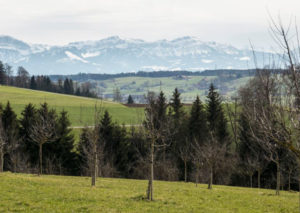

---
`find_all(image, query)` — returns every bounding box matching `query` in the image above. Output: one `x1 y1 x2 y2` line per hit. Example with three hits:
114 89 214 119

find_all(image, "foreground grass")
0 173 298 212
0 85 144 126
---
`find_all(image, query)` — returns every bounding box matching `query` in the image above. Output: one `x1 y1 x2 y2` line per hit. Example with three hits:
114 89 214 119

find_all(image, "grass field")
0 85 144 126
0 172 298 213
95 75 252 102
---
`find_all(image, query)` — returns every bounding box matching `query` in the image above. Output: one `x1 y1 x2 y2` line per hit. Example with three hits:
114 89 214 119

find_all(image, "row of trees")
0 102 77 175
0 82 299 199
0 61 97 98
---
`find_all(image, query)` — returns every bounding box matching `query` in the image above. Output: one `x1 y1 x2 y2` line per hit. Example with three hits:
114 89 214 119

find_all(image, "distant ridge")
0 35 273 75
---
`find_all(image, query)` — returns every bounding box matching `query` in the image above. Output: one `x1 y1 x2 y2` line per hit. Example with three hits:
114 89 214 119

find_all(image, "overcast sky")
0 0 299 48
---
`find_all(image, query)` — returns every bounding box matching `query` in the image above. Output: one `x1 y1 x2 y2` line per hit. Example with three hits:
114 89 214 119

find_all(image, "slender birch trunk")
147 138 154 200
208 166 213 189
257 170 261 189
184 159 187 182
39 143 43 175
91 148 97 186
276 161 280 195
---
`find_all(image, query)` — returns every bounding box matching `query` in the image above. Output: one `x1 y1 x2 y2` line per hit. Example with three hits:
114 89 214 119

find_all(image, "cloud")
0 0 299 48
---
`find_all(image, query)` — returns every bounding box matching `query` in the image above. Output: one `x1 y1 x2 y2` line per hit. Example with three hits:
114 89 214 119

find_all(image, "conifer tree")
69 79 74 94
206 84 229 145
48 110 76 174
170 88 184 121
64 78 71 94
127 95 134 104
99 110 113 156
100 110 113 140
189 95 207 142
19 103 37 164
30 76 37 90
2 102 18 137
1 102 19 171
155 91 168 129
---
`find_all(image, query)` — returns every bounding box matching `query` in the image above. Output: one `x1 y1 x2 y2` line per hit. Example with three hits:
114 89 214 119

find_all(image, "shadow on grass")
130 195 177 206
130 195 149 202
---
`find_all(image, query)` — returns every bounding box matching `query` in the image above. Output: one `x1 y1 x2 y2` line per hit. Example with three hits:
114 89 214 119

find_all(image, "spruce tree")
1 102 18 171
189 95 207 143
99 110 113 154
69 79 74 94
99 110 128 174
155 91 168 129
100 110 113 139
206 83 229 145
48 110 76 174
30 76 37 90
206 84 222 132
127 95 134 104
2 102 18 134
19 103 37 164
170 88 184 121
64 78 70 94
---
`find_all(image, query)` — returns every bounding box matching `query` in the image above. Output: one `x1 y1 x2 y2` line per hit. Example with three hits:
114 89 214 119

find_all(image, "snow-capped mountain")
0 35 269 75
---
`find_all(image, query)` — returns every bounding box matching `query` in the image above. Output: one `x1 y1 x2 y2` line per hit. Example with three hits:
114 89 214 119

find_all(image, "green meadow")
0 85 144 126
95 75 252 102
0 172 297 213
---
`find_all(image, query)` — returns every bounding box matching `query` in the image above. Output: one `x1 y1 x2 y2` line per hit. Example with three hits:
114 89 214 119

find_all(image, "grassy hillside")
0 85 144 126
0 172 297 213
94 75 252 102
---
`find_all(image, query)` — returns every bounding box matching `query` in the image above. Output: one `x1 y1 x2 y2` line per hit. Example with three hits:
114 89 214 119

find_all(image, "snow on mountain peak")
0 35 272 75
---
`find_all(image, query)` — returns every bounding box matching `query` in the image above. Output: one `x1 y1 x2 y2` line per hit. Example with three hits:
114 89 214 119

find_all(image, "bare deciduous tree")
86 103 105 187
30 114 56 175
193 133 227 189
178 138 191 182
143 93 172 201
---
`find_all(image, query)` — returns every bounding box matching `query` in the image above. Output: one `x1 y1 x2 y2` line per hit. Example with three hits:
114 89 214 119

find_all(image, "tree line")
0 61 97 98
49 69 255 82
0 83 298 200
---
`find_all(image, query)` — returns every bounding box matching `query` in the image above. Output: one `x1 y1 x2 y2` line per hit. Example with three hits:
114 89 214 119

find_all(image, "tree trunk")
163 146 166 164
195 165 199 187
208 166 213 189
250 174 253 188
288 171 291 191
147 139 154 201
150 140 154 200
39 143 43 175
184 159 187 182
0 149 3 173
91 150 97 186
276 161 280 196
257 170 261 189
13 154 17 173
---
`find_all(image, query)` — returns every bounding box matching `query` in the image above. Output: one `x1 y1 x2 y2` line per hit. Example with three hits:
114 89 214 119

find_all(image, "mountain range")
0 35 271 75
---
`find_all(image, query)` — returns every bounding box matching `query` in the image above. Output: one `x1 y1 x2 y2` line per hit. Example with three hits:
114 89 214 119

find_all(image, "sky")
0 0 299 48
